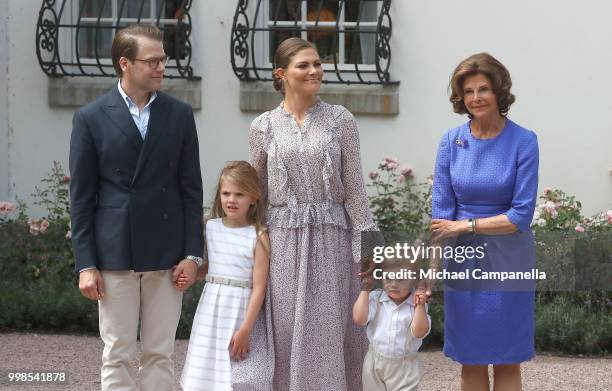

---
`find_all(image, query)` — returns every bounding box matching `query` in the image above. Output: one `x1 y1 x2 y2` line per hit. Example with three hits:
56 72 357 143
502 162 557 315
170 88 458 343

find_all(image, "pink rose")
0 201 17 215
383 156 399 165
543 187 552 195
574 225 585 233
426 175 434 186
28 219 40 236
27 218 49 235
544 201 556 213
40 219 50 233
65 230 72 240
62 176 71 183
369 171 379 180
386 161 399 170
606 210 612 219
399 174 406 183
380 157 399 170
400 165 413 178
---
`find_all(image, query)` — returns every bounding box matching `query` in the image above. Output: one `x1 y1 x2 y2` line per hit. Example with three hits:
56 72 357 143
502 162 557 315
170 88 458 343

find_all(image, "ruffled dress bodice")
249 99 376 262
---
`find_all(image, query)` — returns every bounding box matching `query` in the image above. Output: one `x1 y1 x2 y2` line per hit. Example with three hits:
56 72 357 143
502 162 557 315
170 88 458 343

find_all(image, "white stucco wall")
2 0 611 217
0 1 9 201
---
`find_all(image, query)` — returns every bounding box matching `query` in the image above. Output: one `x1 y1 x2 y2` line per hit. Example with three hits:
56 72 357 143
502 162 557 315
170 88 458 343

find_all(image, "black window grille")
36 0 199 80
231 0 397 85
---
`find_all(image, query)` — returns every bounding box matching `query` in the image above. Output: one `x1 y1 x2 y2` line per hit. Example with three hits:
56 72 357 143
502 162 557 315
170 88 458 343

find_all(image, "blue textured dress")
432 119 539 365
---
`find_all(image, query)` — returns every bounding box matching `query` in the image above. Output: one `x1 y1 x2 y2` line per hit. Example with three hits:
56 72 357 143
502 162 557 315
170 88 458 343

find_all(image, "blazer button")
168 161 173 167
114 168 121 175
161 187 167 193
162 213 168 220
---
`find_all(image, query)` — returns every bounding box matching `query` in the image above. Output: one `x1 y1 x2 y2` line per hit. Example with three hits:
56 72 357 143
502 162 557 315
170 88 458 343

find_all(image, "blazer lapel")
131 94 170 185
101 85 144 151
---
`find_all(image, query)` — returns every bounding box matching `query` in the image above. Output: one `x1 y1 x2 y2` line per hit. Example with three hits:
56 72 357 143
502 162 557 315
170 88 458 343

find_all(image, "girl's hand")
196 267 207 282
174 273 190 290
229 327 251 361
430 219 466 241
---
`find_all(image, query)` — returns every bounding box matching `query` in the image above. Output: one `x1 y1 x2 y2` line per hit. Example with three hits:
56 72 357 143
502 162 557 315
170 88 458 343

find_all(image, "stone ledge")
240 81 399 115
48 78 202 109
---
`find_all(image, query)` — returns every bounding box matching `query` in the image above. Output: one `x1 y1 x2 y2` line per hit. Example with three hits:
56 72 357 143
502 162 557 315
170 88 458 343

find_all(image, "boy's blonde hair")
209 160 269 253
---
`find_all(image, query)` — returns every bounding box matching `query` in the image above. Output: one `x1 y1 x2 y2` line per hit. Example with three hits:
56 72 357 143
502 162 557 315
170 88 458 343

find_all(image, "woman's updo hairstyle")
272 37 317 94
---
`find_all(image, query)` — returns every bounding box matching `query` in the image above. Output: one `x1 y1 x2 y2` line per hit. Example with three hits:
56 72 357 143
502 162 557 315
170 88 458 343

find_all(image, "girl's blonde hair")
209 160 269 253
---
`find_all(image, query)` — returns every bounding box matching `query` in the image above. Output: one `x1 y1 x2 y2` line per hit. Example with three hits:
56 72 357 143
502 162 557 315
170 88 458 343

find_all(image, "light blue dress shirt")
117 81 157 140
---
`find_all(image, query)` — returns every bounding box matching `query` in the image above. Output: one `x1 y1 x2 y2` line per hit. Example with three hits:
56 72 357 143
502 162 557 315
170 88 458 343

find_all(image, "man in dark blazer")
69 24 203 390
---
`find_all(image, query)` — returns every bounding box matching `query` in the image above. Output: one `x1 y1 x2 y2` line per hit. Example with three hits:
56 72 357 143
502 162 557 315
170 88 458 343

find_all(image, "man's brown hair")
111 24 163 78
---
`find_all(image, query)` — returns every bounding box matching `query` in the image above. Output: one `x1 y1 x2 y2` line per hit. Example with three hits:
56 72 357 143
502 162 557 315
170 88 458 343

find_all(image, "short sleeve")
366 290 382 324
504 132 539 231
411 303 432 340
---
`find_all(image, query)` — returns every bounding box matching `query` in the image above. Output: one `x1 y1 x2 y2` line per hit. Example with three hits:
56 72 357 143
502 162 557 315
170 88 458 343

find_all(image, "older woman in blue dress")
430 53 539 390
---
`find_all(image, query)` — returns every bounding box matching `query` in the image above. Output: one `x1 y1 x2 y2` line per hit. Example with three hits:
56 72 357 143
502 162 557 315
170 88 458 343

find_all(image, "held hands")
79 269 105 300
196 265 207 282
416 278 434 302
357 257 376 291
172 259 198 292
413 288 427 306
229 327 251 361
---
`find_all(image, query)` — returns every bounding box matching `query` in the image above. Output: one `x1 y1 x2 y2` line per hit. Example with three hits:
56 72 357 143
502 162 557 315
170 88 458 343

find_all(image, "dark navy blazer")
69 85 203 272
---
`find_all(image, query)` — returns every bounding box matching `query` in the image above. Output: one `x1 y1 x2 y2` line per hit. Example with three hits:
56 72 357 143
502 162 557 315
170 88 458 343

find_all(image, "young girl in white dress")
180 161 272 391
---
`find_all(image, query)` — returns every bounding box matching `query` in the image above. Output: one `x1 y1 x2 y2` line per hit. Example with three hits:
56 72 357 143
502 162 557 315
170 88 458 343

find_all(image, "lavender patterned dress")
249 99 376 391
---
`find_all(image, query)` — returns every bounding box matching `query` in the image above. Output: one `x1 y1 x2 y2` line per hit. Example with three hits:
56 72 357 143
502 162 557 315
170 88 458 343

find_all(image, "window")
231 0 396 85
36 0 199 79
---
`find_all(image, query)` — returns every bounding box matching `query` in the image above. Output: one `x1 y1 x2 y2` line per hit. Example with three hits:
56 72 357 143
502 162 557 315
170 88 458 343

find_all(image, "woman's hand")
229 327 251 361
414 288 428 306
430 219 467 241
357 257 376 291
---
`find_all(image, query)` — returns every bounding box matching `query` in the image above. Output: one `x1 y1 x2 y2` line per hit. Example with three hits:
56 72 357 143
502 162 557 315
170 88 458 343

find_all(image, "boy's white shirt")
366 290 432 358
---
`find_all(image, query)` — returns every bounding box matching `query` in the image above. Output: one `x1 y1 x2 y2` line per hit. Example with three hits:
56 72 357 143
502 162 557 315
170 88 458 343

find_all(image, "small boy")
353 257 431 391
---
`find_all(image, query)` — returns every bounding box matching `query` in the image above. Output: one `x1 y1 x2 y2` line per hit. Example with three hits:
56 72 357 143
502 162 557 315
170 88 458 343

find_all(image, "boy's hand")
229 328 251 361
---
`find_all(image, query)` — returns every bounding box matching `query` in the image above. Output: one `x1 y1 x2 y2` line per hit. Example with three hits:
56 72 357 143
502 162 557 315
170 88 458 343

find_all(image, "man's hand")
79 269 105 300
172 259 197 292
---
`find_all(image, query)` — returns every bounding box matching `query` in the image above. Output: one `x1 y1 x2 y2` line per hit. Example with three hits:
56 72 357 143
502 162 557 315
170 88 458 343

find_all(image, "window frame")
36 0 199 80
231 0 397 86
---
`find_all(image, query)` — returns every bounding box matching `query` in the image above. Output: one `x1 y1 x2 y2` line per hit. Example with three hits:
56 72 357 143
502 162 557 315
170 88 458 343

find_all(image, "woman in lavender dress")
430 53 539 390
248 38 375 391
